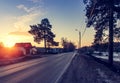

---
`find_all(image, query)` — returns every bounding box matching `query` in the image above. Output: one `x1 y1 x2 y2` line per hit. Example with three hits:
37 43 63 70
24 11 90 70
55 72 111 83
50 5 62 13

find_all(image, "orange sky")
0 27 95 48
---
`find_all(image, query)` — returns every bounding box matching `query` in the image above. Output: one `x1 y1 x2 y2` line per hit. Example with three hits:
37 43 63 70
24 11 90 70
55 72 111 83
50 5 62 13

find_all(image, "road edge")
55 52 77 83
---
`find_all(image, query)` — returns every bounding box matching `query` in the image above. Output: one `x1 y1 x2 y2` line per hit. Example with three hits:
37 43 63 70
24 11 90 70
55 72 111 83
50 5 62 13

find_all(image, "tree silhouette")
61 38 76 52
83 0 120 65
29 18 58 52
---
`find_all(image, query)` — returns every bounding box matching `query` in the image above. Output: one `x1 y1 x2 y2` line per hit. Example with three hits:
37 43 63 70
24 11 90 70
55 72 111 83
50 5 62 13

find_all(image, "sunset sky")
0 0 95 47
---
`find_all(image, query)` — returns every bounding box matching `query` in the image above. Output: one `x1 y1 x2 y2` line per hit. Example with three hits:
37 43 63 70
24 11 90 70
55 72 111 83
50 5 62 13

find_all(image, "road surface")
0 52 76 83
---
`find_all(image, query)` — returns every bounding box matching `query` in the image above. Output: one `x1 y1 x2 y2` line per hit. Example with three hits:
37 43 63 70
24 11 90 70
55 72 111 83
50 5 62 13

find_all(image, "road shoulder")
59 53 120 83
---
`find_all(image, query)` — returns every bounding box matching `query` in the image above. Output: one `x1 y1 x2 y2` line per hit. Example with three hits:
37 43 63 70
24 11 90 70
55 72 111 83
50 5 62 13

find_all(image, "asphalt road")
0 52 76 83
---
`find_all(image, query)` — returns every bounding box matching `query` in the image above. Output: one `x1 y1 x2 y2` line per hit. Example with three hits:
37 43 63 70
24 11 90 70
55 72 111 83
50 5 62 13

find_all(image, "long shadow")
85 53 120 75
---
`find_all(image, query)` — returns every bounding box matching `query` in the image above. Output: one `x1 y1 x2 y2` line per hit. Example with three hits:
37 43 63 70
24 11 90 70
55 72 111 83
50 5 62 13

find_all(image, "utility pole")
108 0 114 65
79 31 81 48
75 29 81 49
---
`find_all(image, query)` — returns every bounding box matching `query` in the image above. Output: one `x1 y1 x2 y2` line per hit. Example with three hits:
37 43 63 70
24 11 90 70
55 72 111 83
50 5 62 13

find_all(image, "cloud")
15 1 46 31
17 4 32 13
28 0 42 3
9 31 31 36
14 13 42 30
17 4 43 13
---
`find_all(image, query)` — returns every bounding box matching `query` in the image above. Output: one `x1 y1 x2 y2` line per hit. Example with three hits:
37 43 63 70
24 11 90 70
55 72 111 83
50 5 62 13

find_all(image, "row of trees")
92 42 120 52
61 38 76 52
83 0 120 65
29 18 76 52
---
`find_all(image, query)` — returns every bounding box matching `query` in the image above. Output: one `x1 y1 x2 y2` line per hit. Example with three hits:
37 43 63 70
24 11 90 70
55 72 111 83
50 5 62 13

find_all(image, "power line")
82 0 97 38
90 0 97 17
78 0 97 46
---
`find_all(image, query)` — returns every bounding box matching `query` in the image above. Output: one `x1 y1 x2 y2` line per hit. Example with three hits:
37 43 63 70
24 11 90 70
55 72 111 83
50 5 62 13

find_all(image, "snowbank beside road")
93 52 120 62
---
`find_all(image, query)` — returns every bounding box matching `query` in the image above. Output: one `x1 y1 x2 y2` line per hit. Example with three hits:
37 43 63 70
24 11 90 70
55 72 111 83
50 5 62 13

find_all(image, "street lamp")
75 29 81 49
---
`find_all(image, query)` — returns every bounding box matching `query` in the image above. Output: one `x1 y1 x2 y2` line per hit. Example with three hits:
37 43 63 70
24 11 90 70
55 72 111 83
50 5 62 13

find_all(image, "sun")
4 41 15 48
3 35 17 48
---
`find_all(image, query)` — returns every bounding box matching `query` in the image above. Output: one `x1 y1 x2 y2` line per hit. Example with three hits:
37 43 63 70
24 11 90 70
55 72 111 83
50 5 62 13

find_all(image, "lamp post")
75 29 81 49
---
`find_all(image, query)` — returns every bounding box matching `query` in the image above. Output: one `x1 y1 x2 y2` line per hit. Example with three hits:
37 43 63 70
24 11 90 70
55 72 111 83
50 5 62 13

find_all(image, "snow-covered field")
93 52 120 62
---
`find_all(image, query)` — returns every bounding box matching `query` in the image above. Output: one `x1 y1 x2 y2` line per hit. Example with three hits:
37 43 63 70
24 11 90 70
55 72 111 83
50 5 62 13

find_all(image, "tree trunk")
44 38 47 53
108 0 114 65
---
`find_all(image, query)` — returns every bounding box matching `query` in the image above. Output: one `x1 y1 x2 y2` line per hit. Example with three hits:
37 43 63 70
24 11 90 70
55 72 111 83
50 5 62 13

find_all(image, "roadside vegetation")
83 0 120 65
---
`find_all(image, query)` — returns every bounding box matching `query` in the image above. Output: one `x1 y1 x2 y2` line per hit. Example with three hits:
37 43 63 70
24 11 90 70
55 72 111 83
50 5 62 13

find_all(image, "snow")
93 52 120 62
96 68 113 83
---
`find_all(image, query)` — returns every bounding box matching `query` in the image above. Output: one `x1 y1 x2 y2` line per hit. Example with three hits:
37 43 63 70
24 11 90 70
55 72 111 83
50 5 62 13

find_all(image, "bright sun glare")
3 35 17 48
4 41 15 48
